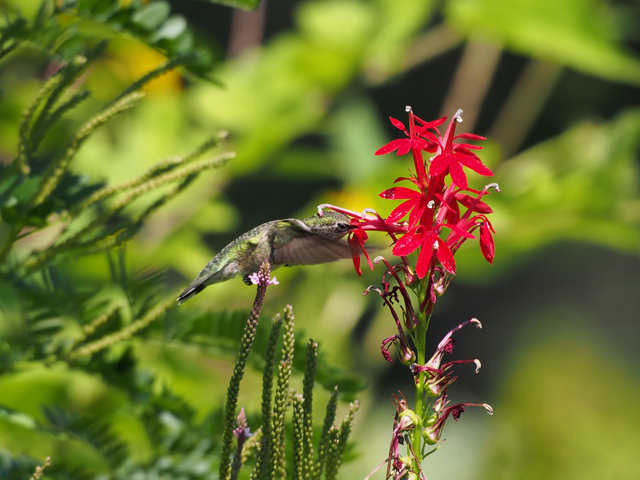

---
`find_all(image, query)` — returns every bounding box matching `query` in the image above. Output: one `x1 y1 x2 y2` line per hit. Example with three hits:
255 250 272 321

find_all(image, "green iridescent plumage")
177 211 354 304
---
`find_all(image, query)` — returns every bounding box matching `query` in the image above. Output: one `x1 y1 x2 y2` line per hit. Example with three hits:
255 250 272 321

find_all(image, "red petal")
348 235 362 276
416 240 434 279
390 117 406 131
394 176 421 187
419 130 440 144
414 115 447 129
480 224 494 264
411 137 428 150
455 142 483 150
443 223 475 239
455 153 493 177
397 140 412 156
454 133 486 141
393 232 423 256
453 146 482 162
375 138 406 155
448 157 468 190
434 193 456 215
379 186 422 200
455 193 493 214
387 198 419 223
361 243 374 271
445 202 461 225
408 202 426 229
429 154 449 176
435 238 456 274
424 141 439 153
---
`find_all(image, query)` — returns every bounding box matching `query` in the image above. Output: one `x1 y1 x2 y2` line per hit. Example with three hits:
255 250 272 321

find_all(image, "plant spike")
29 90 92 153
272 305 295 479
16 72 63 175
302 339 318 476
291 394 306 480
219 262 273 480
314 386 339 480
255 314 283 480
29 456 51 480
322 427 341 480
324 401 359 480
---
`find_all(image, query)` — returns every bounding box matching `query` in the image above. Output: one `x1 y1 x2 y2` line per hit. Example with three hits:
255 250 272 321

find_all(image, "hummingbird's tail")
177 283 206 305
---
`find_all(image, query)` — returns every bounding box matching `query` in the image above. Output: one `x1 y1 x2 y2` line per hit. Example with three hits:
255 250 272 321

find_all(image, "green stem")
413 313 426 464
412 278 429 467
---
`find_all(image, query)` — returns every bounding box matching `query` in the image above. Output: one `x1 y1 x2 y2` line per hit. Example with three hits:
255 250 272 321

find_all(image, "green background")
1 0 639 478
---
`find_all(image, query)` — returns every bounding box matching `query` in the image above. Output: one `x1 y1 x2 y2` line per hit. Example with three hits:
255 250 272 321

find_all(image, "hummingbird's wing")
272 234 353 266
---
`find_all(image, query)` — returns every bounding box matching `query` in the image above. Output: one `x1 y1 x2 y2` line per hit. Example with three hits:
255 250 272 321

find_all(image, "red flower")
348 219 373 276
410 318 482 396
422 111 493 190
375 109 434 189
374 118 429 156
379 184 428 228
422 392 493 445
479 217 495 264
316 204 407 276
392 223 474 278
444 213 495 265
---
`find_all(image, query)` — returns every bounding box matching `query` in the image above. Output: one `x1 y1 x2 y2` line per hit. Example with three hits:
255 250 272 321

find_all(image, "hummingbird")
177 210 355 304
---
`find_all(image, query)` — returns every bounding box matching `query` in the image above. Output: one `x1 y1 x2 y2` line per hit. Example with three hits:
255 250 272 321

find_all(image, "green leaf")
88 0 120 22
56 34 86 59
10 176 41 205
149 15 187 42
131 1 171 31
0 193 17 208
202 0 262 11
445 0 640 85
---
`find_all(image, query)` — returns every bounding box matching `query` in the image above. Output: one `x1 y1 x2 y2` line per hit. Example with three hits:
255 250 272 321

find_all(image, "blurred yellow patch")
111 42 182 95
119 0 149 7
323 187 375 214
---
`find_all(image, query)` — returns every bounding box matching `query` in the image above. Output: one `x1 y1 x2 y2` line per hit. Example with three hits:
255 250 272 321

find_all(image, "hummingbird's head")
303 211 355 240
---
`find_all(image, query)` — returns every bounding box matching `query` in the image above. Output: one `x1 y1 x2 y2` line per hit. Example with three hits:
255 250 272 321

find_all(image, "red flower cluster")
321 108 498 304
338 107 499 479
377 108 496 280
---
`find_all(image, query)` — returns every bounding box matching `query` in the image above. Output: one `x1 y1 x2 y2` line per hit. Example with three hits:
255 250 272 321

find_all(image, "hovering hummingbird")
177 210 355 304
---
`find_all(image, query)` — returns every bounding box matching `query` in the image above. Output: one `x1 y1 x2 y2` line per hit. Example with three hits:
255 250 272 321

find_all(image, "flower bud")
398 409 421 431
399 456 419 480
422 428 439 446
399 343 417 366
422 412 437 427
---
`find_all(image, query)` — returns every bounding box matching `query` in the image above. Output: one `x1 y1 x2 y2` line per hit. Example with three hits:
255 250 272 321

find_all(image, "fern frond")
70 132 228 216
66 289 180 361
31 90 145 208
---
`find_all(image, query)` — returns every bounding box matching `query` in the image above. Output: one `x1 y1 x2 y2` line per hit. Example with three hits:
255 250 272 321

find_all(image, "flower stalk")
219 261 275 480
326 107 496 478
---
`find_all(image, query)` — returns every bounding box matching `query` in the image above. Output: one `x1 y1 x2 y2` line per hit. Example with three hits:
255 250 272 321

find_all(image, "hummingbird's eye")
337 222 350 231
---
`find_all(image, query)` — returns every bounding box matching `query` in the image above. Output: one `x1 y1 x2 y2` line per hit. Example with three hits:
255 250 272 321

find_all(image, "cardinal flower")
348 217 373 276
392 222 474 278
379 184 429 228
422 110 493 190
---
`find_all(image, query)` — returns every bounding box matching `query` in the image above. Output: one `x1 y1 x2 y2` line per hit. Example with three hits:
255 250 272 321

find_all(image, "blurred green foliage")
1 0 639 478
